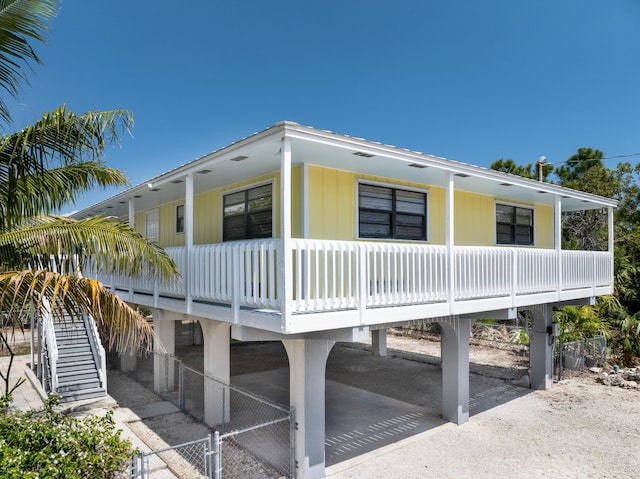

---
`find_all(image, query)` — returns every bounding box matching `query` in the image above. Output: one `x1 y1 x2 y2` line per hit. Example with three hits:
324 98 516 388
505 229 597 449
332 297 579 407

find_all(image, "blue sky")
8 1 640 213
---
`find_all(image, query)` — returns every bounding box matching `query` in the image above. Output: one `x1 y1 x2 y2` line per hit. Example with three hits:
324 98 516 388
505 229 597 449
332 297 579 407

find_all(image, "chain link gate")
131 436 212 478
127 351 295 478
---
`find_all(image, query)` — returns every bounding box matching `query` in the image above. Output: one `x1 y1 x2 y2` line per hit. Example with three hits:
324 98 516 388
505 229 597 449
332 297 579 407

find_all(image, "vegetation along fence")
128 351 294 478
554 335 607 380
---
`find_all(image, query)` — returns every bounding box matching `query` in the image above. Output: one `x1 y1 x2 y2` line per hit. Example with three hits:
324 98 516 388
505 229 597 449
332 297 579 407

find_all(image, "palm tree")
0 0 179 395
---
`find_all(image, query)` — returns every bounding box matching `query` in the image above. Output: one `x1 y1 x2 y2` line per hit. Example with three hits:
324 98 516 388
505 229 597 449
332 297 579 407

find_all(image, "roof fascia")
282 123 618 209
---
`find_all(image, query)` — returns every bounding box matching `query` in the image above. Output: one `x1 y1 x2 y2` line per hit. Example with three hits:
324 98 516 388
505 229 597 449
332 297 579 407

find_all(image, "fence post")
130 454 137 479
164 354 169 399
179 360 185 412
290 405 297 477
213 430 222 479
221 385 226 434
206 434 213 479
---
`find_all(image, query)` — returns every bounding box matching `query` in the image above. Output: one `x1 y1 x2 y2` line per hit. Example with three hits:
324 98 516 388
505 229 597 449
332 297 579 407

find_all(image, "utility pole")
537 156 547 182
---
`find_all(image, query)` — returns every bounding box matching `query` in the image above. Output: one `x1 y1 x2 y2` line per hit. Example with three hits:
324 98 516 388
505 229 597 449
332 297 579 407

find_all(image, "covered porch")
93 238 613 334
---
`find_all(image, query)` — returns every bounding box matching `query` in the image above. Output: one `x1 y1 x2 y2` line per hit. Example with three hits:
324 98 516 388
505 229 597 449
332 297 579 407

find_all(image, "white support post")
128 198 136 229
153 310 176 394
280 137 292 330
200 319 231 426
440 316 472 425
302 162 309 239
445 172 455 312
554 195 562 298
530 305 554 390
608 206 614 286
283 339 335 479
372 329 387 357
128 198 136 300
185 173 194 313
122 199 138 377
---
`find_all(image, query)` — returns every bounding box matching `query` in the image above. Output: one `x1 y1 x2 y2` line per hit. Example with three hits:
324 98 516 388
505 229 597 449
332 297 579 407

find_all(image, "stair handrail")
84 312 107 392
40 297 58 393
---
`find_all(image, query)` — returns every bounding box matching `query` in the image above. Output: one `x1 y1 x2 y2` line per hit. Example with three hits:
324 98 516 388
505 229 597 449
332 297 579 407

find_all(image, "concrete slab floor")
130 340 531 468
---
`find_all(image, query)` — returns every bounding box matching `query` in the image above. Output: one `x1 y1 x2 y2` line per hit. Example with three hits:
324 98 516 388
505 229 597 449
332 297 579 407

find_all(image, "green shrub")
0 396 135 478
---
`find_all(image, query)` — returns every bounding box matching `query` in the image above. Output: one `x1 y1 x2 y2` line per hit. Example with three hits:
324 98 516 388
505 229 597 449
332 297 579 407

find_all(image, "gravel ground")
107 332 639 479
327 372 640 479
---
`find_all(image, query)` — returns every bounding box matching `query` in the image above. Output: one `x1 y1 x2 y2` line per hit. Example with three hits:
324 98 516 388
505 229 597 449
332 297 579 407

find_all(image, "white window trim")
494 200 536 247
355 178 430 242
176 203 185 234
220 179 275 241
145 208 159 245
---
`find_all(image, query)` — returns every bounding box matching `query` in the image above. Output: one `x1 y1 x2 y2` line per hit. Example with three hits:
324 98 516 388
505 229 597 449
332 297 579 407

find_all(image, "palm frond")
0 268 160 353
0 160 127 228
0 215 180 281
0 106 133 228
0 0 59 125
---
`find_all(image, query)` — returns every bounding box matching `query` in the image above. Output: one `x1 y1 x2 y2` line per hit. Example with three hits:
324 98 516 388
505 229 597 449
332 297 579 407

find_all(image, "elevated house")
71 121 615 478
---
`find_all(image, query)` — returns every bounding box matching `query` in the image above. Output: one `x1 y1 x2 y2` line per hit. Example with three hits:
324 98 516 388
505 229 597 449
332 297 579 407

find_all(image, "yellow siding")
454 191 495 246
429 187 446 245
308 166 443 242
132 164 554 249
455 192 553 247
134 211 144 235
133 172 281 246
535 204 553 248
308 166 355 240
291 165 302 238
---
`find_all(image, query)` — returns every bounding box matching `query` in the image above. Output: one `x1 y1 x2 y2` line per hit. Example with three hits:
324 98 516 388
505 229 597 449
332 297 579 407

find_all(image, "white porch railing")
40 299 58 392
84 312 107 392
95 239 613 318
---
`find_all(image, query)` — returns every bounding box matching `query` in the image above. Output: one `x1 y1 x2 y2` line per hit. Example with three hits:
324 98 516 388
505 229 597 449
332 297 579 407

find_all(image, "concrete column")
199 319 231 426
439 317 473 425
371 329 387 357
153 310 176 394
119 349 137 373
283 339 335 479
530 306 554 390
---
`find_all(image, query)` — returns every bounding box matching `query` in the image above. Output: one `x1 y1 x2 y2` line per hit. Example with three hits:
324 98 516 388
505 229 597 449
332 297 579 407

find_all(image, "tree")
490 158 553 181
0 0 179 395
491 148 640 366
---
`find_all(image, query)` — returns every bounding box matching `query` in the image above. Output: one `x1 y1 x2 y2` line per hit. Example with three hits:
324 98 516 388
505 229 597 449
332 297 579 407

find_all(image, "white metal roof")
72 121 618 221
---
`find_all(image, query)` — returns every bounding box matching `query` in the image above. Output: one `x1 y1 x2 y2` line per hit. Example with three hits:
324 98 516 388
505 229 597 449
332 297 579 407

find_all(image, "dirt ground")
328 372 640 479
10 323 636 478
107 329 640 478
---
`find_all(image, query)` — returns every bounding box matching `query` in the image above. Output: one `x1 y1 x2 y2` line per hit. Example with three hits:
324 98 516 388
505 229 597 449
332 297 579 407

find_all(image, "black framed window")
223 184 273 241
358 183 427 240
496 203 534 245
176 204 185 233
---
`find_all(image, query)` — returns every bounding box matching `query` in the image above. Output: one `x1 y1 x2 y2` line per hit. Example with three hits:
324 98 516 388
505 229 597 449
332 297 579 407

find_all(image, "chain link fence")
469 322 531 380
554 335 607 380
132 436 212 478
126 351 294 478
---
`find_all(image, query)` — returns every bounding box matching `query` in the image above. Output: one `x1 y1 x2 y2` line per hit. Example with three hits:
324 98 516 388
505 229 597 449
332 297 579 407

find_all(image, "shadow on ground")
112 340 531 467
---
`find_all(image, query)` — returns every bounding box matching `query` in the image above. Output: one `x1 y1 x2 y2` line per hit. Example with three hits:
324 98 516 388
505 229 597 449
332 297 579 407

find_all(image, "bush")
0 395 135 478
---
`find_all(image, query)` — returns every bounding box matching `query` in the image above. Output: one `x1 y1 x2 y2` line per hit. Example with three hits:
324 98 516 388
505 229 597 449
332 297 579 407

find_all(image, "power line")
546 152 640 166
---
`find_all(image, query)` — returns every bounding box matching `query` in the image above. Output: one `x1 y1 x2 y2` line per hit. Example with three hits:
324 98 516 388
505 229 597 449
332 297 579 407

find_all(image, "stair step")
58 370 99 382
57 352 94 363
56 378 102 393
57 360 96 373
54 324 85 332
57 387 106 403
55 328 89 337
56 337 90 347
58 344 92 355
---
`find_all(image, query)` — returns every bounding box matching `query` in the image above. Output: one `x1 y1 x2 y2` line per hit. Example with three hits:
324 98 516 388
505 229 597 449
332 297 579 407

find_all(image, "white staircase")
42 309 107 403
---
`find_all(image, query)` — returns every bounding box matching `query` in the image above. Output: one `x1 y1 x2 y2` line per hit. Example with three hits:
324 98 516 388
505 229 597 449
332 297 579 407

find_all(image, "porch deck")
94 239 613 334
